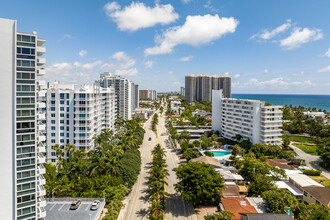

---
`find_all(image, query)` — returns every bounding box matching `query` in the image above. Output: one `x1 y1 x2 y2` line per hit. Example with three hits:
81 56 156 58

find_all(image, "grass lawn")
288 135 316 143
293 144 318 156
309 175 330 187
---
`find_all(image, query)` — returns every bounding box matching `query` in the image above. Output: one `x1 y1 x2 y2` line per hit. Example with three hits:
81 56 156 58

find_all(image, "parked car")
90 200 100 211
70 200 81 210
148 137 152 141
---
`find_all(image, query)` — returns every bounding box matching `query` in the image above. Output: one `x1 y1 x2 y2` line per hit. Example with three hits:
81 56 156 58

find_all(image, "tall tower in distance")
185 74 231 102
0 18 47 219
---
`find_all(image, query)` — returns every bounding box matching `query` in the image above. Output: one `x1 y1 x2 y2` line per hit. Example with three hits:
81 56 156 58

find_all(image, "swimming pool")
208 151 231 157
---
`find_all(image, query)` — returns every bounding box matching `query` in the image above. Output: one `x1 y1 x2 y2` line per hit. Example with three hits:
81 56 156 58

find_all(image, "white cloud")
292 71 304 77
280 27 323 50
145 14 239 56
182 0 191 4
233 74 240 78
224 72 229 76
144 60 154 68
318 65 330 73
250 20 291 41
59 34 72 42
104 1 178 32
179 55 194 62
101 51 138 76
264 69 269 74
44 60 103 83
79 50 87 57
169 70 174 75
173 81 182 85
235 77 316 89
204 0 219 12
323 48 330 57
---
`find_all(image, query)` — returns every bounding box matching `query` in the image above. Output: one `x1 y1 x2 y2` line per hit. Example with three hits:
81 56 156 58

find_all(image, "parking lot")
45 199 105 220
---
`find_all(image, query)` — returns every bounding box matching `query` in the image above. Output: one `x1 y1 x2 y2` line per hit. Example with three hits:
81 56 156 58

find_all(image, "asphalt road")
118 115 156 220
118 107 197 220
158 111 198 220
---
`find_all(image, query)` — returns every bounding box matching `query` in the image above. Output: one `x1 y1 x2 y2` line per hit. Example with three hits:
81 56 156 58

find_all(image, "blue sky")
2 0 330 94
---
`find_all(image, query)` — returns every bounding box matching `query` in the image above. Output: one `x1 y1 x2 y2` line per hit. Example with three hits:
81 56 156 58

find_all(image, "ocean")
231 94 330 112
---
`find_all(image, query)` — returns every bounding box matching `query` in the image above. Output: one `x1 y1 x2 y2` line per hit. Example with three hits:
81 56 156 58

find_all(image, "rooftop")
288 173 324 188
45 198 105 220
302 187 330 206
222 185 240 197
267 159 291 169
191 156 222 169
275 181 303 196
221 198 257 220
246 197 267 213
239 213 293 220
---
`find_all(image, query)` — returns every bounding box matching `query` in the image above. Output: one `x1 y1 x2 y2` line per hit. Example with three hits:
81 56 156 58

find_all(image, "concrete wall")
0 18 16 219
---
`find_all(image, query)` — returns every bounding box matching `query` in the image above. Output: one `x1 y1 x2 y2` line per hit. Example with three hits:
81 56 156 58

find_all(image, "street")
118 108 198 220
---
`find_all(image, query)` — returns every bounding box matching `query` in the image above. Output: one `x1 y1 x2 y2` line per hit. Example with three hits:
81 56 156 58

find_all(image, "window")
51 152 56 156
67 101 69 105
51 113 55 117
51 139 55 143
66 114 69 118
60 133 64 137
51 159 56 162
60 120 64 124
60 107 64 111
60 139 64 143
60 93 64 99
304 191 307 197
60 126 64 130
51 133 55 137
51 120 55 124
50 107 55 111
51 93 55 98
60 100 64 105
60 113 64 117
67 107 69 112
66 133 69 138
66 94 69 99
66 127 69 131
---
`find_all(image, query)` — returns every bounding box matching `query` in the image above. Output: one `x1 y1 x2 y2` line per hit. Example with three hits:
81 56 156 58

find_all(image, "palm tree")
65 143 76 159
53 144 64 161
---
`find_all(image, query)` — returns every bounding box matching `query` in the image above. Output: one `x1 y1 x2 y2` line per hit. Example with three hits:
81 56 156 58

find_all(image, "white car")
90 200 100 211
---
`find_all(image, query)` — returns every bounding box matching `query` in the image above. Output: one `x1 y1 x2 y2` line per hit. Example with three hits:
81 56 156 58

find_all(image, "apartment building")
100 73 138 120
185 74 231 102
139 89 157 100
43 81 116 163
212 90 282 145
180 87 185 96
0 18 47 219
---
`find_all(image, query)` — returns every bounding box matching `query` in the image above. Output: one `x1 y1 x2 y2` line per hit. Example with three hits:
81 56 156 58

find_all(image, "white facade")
43 82 116 163
212 90 283 145
170 100 182 115
0 18 47 219
303 111 325 119
100 73 138 120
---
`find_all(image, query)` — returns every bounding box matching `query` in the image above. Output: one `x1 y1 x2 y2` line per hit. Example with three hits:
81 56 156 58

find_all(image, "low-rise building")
275 181 303 198
223 185 240 197
303 111 325 119
288 173 324 191
212 90 283 145
267 159 291 169
240 213 293 220
220 198 258 220
190 156 222 169
302 187 330 206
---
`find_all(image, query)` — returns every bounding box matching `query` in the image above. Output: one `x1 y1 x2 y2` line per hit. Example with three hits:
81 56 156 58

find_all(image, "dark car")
70 200 81 210
90 200 100 211
148 137 152 141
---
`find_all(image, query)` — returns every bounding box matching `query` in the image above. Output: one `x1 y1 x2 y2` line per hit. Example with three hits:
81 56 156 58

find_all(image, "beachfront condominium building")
43 81 116 163
185 74 231 102
212 90 282 145
139 89 157 100
0 18 47 219
100 73 138 120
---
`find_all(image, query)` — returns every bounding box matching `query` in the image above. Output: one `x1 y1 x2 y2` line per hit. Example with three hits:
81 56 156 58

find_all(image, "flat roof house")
302 187 330 206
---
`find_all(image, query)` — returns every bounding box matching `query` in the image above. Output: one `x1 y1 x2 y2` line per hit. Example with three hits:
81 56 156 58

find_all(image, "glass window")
51 139 55 143
60 133 64 136
50 107 55 111
60 93 65 99
51 120 55 124
51 113 55 117
51 126 55 130
51 133 55 137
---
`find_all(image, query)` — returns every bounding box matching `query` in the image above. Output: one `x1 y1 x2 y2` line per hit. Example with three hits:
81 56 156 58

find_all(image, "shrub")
302 169 321 176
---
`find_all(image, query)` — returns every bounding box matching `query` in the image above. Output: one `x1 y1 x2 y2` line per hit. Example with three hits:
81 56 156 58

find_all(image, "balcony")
37 38 46 47
37 68 45 76
38 153 46 164
37 185 46 197
38 164 46 175
37 124 46 131
37 207 46 218
37 58 46 66
37 196 47 208
37 145 46 153
37 102 46 108
38 175 46 186
38 133 46 142
37 46 46 56
37 112 45 120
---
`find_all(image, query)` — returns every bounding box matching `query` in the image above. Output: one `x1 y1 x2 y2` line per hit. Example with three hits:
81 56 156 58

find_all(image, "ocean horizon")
232 94 330 112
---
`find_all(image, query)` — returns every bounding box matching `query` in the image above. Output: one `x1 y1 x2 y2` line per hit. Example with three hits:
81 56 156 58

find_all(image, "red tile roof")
267 159 291 169
221 198 257 220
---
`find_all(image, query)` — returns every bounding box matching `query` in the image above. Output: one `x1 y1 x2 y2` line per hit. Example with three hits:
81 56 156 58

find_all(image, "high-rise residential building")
212 90 282 145
0 18 47 219
100 73 138 120
139 89 157 100
185 74 231 102
134 84 139 109
43 81 116 163
180 87 185 96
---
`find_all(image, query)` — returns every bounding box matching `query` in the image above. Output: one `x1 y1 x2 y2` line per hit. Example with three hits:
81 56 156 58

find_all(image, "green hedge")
118 149 142 189
302 169 321 176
